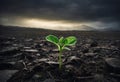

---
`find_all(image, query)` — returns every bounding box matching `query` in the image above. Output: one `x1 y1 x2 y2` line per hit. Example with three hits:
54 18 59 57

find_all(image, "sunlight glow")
1 17 90 30
24 19 82 30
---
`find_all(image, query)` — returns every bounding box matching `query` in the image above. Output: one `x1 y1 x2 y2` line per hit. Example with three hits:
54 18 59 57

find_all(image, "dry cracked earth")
0 26 120 82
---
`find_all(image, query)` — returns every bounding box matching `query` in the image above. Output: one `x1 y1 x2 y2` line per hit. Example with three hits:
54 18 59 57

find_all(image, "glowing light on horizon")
23 19 82 30
1 17 92 30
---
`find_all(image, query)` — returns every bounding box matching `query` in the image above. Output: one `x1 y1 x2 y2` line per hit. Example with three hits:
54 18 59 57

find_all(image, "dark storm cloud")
0 0 120 30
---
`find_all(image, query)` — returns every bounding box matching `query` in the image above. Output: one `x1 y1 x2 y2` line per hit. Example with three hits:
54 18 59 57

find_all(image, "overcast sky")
0 0 120 30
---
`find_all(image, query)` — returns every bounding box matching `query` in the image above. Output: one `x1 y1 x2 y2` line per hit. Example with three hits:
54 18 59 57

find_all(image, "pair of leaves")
46 35 77 51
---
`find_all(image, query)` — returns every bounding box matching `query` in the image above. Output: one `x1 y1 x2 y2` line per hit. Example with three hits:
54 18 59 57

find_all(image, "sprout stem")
59 50 62 69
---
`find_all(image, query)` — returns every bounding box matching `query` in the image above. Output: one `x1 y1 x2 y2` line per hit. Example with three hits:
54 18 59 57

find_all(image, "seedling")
46 35 77 69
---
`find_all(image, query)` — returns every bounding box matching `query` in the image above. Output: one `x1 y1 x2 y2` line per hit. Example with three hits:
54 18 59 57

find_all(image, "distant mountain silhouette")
104 27 120 31
0 25 49 31
0 24 97 31
1 24 119 31
80 25 97 31
0 25 59 33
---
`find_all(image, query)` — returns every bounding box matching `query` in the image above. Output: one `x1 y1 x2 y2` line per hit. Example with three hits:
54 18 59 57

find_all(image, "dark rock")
32 61 59 70
52 49 59 53
7 70 35 82
90 41 98 47
38 58 48 62
8 37 16 41
41 48 50 52
22 49 38 53
81 48 89 53
109 73 120 78
1 41 11 47
82 44 91 48
29 73 48 82
93 74 104 82
84 53 97 57
0 63 14 70
33 58 49 64
65 65 75 71
36 53 41 56
66 56 82 66
69 56 80 61
12 44 23 48
111 50 120 58
33 65 44 72
0 62 22 70
12 53 23 58
25 38 33 42
110 40 120 47
92 47 101 53
23 47 31 49
46 61 59 67
43 79 55 82
14 61 24 70
34 43 42 48
0 47 20 56
105 58 120 73
25 54 36 61
75 76 94 81
88 61 96 65
0 70 18 82
31 74 41 80
86 39 98 47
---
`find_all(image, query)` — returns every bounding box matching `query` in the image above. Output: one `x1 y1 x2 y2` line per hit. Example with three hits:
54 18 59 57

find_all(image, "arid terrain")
0 25 120 82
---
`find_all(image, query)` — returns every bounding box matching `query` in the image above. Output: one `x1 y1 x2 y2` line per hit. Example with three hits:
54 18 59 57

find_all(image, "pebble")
105 58 120 73
0 70 18 82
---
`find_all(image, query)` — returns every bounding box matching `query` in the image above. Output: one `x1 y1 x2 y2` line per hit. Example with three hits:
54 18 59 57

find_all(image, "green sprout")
46 35 77 69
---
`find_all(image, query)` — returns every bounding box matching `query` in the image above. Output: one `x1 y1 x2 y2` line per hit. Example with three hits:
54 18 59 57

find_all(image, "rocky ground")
0 26 120 82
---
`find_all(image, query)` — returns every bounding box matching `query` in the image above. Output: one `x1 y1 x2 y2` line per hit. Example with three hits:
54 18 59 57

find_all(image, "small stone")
0 47 19 56
69 56 80 61
33 64 44 72
0 70 18 82
46 61 59 65
23 47 31 49
52 49 59 52
34 74 41 78
0 63 14 70
94 74 104 81
2 41 11 46
92 48 101 53
41 48 50 52
36 53 41 56
23 49 38 53
105 58 120 73
83 44 91 48
25 38 33 42
66 56 82 66
12 44 18 47
65 64 75 71
84 53 97 57
45 61 59 69
14 62 24 70
109 73 120 78
90 41 98 47
34 43 42 48
81 48 89 53
86 39 98 47
43 79 55 82
38 58 48 62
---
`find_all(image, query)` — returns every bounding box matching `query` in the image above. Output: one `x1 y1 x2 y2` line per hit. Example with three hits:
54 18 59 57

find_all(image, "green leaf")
59 37 64 43
65 36 77 46
59 37 66 46
46 35 59 45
